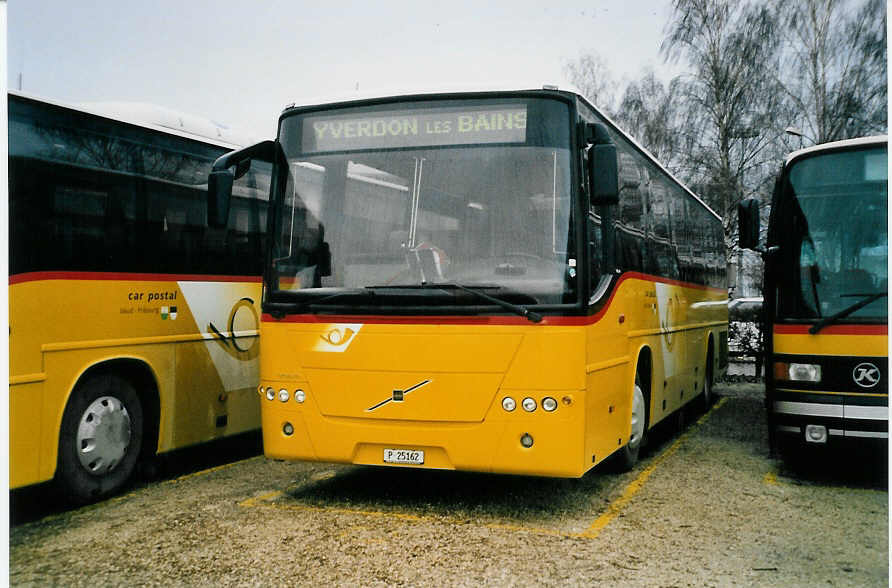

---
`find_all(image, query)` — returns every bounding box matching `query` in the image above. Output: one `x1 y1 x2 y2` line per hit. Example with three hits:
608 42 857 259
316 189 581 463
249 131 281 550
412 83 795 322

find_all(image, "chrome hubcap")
76 396 131 475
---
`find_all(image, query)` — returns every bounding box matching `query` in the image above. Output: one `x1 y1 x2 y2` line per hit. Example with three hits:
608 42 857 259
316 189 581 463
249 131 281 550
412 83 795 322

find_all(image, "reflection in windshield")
780 146 888 320
272 145 575 305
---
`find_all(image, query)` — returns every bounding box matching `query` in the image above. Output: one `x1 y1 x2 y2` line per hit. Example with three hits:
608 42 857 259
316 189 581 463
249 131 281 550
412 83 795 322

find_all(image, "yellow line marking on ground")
578 397 728 539
240 398 728 540
165 455 264 485
763 472 780 486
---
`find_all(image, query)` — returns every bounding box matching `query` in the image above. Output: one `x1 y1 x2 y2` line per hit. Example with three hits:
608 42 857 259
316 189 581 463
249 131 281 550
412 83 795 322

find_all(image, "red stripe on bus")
774 324 888 336
262 272 725 326
9 271 263 285
262 313 595 326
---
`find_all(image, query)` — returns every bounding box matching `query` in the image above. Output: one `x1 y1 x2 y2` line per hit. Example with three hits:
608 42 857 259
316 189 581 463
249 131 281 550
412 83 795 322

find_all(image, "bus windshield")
777 145 888 321
270 97 576 308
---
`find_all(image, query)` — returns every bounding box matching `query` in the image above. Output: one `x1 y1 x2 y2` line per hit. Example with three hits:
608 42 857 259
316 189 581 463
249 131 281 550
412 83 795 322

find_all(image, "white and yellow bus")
740 136 887 451
210 86 727 477
9 92 269 502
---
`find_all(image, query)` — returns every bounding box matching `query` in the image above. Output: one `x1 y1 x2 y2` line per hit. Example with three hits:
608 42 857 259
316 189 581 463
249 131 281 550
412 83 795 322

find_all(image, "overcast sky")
8 0 681 140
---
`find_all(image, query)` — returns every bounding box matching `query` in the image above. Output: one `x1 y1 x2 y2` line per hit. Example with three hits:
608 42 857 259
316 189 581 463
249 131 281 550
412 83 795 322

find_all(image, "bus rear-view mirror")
589 143 619 206
738 199 760 250
208 170 234 229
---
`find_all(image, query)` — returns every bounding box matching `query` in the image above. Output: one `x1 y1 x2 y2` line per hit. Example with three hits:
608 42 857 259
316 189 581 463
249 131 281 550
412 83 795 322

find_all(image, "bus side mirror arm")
584 123 619 206
208 140 276 228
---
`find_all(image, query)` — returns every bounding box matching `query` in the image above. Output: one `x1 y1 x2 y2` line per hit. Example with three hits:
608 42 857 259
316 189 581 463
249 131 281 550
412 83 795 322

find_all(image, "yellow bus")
210 86 728 476
739 136 887 452
9 92 269 502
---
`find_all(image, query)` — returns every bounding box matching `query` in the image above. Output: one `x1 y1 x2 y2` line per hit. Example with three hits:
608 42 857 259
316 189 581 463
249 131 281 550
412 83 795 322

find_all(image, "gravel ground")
9 383 889 587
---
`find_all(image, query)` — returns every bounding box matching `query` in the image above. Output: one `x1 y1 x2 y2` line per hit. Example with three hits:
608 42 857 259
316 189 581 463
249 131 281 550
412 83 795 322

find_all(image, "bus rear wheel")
700 352 714 412
57 374 143 504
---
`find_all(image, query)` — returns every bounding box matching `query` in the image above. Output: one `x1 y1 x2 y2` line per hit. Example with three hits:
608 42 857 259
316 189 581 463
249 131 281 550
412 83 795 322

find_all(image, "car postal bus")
9 92 269 502
208 86 728 477
739 136 887 452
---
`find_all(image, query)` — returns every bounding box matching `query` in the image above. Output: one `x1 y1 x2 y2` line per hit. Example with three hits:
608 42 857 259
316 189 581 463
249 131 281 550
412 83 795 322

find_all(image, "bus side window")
615 150 646 273
668 185 689 282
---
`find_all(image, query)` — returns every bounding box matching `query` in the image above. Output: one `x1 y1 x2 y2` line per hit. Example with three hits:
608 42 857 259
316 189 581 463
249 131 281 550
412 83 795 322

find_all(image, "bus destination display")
302 106 527 152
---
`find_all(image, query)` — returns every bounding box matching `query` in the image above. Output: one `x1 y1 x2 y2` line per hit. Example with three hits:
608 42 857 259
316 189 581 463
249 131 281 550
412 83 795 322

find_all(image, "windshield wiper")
265 288 372 318
367 283 543 323
808 291 887 334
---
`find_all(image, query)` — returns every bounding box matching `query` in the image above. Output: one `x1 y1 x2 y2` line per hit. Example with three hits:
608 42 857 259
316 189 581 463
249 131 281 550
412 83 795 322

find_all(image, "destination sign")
301 106 527 152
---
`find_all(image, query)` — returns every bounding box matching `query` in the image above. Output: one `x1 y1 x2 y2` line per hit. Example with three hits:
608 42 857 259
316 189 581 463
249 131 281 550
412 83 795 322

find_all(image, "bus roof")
785 135 888 166
280 81 569 113
8 90 256 149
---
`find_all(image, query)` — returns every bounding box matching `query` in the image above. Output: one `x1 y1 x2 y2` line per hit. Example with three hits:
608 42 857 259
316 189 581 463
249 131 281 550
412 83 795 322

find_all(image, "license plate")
383 448 424 465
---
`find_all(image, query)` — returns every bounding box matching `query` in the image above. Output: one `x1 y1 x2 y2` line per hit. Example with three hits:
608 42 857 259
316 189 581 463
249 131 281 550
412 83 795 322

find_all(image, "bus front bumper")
772 391 888 442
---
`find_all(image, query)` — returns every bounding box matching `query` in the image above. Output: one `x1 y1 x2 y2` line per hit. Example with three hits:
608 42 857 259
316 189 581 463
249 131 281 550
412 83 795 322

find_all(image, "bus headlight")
502 397 516 412
265 387 275 401
522 397 537 412
294 389 306 403
776 362 821 382
278 389 290 402
542 397 558 412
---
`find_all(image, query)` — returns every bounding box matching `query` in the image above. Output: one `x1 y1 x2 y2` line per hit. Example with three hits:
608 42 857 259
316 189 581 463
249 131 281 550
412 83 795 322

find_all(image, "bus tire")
700 346 715 412
617 373 647 471
56 374 143 504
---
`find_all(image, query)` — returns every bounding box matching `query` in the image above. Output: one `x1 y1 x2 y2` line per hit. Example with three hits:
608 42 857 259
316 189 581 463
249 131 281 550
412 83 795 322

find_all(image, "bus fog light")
295 389 306 403
502 397 516 412
283 422 294 436
542 397 557 412
520 433 534 448
805 424 827 444
790 363 821 382
776 362 821 382
522 397 537 412
265 387 275 401
278 389 290 402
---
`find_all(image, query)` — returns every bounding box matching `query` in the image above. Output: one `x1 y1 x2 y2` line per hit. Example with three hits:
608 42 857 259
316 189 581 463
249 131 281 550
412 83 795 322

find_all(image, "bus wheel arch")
616 347 652 471
56 359 160 503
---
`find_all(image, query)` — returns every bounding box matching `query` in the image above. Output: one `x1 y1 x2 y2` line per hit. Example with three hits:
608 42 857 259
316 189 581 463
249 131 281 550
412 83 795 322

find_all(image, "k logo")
852 363 881 388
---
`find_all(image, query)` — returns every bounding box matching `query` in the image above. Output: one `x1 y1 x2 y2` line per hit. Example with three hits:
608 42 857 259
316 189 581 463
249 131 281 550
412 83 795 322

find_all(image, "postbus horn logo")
852 362 881 388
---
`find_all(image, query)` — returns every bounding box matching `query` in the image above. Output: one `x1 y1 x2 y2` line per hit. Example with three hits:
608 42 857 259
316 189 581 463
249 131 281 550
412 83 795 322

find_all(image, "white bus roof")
785 135 888 166
9 90 257 149
282 81 568 112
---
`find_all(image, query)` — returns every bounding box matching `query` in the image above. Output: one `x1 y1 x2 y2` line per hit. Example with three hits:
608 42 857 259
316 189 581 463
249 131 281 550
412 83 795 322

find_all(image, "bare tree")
563 52 620 115
776 0 887 144
614 69 689 176
662 0 786 263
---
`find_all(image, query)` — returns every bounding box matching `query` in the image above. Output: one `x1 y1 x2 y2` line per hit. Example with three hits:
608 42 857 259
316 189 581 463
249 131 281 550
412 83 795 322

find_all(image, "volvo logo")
852 363 881 388
366 379 432 412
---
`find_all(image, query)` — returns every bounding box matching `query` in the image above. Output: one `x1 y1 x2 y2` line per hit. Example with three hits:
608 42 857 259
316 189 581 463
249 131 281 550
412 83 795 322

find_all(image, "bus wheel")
617 374 647 471
700 355 714 412
57 374 143 504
